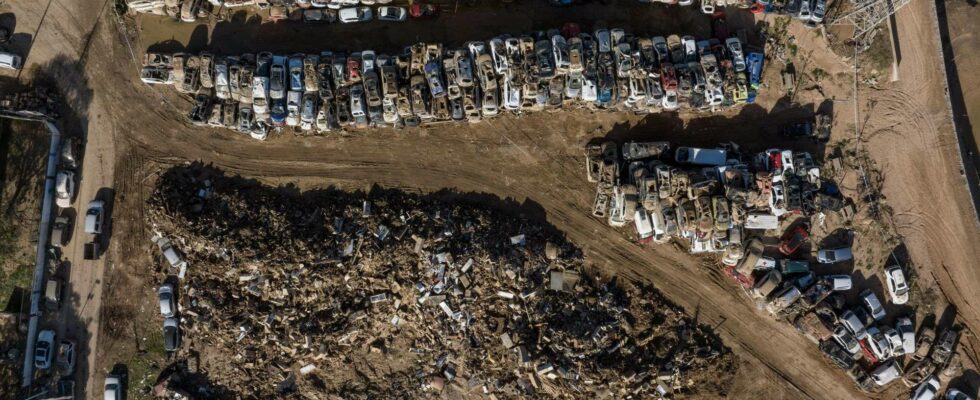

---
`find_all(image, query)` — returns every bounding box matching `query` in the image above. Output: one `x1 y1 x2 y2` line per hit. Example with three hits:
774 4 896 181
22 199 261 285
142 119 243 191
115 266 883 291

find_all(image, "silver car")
816 247 852 263
158 283 176 317
861 289 886 321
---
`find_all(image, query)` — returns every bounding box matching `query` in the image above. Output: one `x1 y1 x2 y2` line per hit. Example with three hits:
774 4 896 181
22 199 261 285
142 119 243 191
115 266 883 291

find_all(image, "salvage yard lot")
102 1 976 399
4 0 979 397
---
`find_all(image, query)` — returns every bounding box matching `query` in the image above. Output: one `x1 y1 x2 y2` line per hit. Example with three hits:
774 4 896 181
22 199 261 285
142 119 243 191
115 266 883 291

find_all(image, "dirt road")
1 0 118 396
858 0 980 381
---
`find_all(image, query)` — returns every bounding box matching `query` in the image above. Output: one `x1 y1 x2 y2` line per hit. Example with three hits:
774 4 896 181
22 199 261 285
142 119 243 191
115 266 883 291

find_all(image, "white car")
105 376 122 400
377 6 406 21
885 265 910 304
865 326 891 361
490 38 510 75
361 50 376 73
634 209 654 243
286 91 301 127
662 89 679 110
34 330 55 369
798 0 813 21
871 360 901 386
502 77 521 111
700 0 714 13
825 275 853 291
55 171 75 208
159 283 176 317
832 325 862 359
896 317 915 355
883 327 903 356
681 36 697 62
582 78 598 102
338 7 372 23
911 376 940 400
811 0 827 23
839 310 867 340
725 38 746 72
84 200 105 234
861 289 886 321
0 52 23 70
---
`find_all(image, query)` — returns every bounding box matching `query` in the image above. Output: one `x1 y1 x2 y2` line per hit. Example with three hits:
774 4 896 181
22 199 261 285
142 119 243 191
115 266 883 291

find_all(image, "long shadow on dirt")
598 99 829 163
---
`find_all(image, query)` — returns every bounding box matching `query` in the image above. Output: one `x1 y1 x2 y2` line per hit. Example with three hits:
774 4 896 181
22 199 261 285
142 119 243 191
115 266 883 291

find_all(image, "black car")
449 97 464 121
782 121 814 138
535 40 555 79
188 95 212 126
164 317 180 352
819 340 855 369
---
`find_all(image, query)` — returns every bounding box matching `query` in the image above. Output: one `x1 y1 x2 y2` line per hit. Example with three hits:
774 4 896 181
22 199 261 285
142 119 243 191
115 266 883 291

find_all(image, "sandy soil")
860 0 980 391
4 0 980 398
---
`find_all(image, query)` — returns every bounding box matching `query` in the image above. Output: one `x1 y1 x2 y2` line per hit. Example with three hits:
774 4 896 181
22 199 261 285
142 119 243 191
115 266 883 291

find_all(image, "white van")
825 275 853 291
871 360 901 386
634 209 654 243
675 147 728 166
252 76 269 114
1 52 25 70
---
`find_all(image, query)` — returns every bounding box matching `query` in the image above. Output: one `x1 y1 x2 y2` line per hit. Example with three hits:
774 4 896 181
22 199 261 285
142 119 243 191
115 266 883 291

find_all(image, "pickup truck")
931 329 958 366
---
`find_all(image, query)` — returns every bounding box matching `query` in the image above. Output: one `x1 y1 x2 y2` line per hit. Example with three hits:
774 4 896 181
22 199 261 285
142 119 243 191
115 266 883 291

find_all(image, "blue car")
746 52 764 103
270 98 287 126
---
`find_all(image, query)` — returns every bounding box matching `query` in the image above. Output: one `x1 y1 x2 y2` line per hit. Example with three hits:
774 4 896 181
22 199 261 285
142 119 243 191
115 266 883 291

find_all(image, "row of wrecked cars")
140 23 765 139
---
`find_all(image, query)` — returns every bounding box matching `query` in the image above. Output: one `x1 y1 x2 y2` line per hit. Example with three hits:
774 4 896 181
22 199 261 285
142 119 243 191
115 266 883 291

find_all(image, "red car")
660 63 678 91
347 56 361 83
561 22 580 39
778 226 809 255
711 12 730 42
409 3 439 19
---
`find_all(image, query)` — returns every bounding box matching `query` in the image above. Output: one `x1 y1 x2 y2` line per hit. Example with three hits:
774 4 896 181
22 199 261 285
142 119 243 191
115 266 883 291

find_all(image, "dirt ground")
3 0 980 398
860 0 980 394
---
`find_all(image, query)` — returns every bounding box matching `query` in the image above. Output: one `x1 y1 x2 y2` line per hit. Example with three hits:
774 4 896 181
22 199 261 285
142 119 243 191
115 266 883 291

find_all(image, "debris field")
146 165 737 399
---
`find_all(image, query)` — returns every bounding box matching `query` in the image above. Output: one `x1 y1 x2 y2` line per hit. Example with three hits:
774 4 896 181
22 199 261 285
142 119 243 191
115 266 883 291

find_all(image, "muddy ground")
2 0 980 398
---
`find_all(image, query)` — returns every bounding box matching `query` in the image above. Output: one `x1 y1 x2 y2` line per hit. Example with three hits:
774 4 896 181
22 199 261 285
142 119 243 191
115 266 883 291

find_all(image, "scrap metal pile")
141 22 764 140
147 166 736 399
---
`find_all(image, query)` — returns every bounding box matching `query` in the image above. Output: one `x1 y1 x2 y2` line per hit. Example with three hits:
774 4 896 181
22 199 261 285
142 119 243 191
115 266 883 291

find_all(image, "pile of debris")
147 165 736 399
0 87 60 119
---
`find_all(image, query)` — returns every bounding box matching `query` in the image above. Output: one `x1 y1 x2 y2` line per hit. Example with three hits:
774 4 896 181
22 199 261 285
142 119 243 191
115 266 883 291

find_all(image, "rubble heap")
0 87 60 119
148 166 736 399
